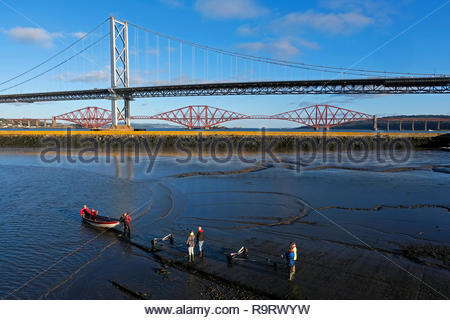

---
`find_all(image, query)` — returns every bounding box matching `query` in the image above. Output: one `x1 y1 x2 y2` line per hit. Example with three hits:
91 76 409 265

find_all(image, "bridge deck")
0 77 449 104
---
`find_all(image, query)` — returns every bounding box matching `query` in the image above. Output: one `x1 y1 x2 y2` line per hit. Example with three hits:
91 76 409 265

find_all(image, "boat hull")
82 214 120 228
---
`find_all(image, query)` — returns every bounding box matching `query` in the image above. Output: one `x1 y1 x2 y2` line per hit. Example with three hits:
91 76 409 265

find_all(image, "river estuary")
0 149 449 299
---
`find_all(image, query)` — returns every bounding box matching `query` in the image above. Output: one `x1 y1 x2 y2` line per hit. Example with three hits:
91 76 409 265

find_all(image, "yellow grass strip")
0 130 444 138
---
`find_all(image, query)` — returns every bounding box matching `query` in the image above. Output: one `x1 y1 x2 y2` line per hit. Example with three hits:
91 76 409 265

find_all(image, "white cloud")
237 37 319 58
321 0 392 16
71 32 87 39
195 0 268 19
273 10 374 35
56 68 109 83
159 0 184 8
296 38 320 50
236 25 260 36
321 0 393 24
2 27 63 47
238 39 301 58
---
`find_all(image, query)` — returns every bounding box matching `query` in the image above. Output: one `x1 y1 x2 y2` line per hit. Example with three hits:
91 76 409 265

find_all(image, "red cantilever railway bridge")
48 105 374 129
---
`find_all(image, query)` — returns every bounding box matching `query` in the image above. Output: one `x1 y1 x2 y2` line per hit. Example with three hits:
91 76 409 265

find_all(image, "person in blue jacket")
285 246 296 281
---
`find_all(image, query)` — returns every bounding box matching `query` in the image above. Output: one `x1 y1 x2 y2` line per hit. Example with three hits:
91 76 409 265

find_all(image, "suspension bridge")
0 17 449 129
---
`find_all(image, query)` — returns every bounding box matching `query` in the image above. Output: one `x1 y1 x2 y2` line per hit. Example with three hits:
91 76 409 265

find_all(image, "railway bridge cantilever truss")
51 104 374 129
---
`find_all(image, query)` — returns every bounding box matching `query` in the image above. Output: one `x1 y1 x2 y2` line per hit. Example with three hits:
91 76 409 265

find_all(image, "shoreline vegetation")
0 131 448 151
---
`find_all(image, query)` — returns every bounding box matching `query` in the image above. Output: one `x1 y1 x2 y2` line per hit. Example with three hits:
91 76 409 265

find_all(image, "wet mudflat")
0 150 449 299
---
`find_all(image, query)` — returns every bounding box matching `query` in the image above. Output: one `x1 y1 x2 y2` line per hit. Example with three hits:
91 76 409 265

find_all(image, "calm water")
0 149 449 299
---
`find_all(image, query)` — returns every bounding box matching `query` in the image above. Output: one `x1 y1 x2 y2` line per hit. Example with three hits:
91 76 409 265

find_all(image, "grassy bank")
0 130 448 151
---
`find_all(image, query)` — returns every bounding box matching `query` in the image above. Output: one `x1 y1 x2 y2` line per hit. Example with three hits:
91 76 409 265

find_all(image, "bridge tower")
110 16 131 128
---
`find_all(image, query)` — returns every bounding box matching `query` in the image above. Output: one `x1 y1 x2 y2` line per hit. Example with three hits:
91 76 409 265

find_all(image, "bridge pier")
399 120 402 131
52 117 56 127
110 17 131 129
412 120 415 131
386 120 390 131
437 121 440 130
125 98 131 127
424 120 427 131
373 116 377 131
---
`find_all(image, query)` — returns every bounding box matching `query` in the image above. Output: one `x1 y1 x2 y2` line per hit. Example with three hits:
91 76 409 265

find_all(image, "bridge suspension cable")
0 33 109 93
127 21 447 78
0 18 110 89
1 16 447 96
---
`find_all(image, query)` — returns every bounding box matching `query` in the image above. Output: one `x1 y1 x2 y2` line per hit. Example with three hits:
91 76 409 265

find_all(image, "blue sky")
0 0 449 127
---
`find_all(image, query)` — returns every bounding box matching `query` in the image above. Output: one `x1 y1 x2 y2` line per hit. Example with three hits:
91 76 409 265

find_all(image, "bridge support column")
399 120 402 131
35 120 39 127
387 120 389 131
424 120 427 131
125 99 131 127
27 120 30 128
437 121 440 131
110 16 131 129
52 117 56 127
412 120 415 131
111 99 118 127
372 116 377 131
43 119 47 127
111 98 131 128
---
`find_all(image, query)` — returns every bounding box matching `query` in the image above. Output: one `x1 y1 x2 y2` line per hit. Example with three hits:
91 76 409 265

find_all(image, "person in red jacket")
120 212 131 238
80 205 91 218
90 209 98 220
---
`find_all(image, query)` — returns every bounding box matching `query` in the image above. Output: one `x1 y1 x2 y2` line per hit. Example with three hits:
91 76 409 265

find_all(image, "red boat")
82 214 121 228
